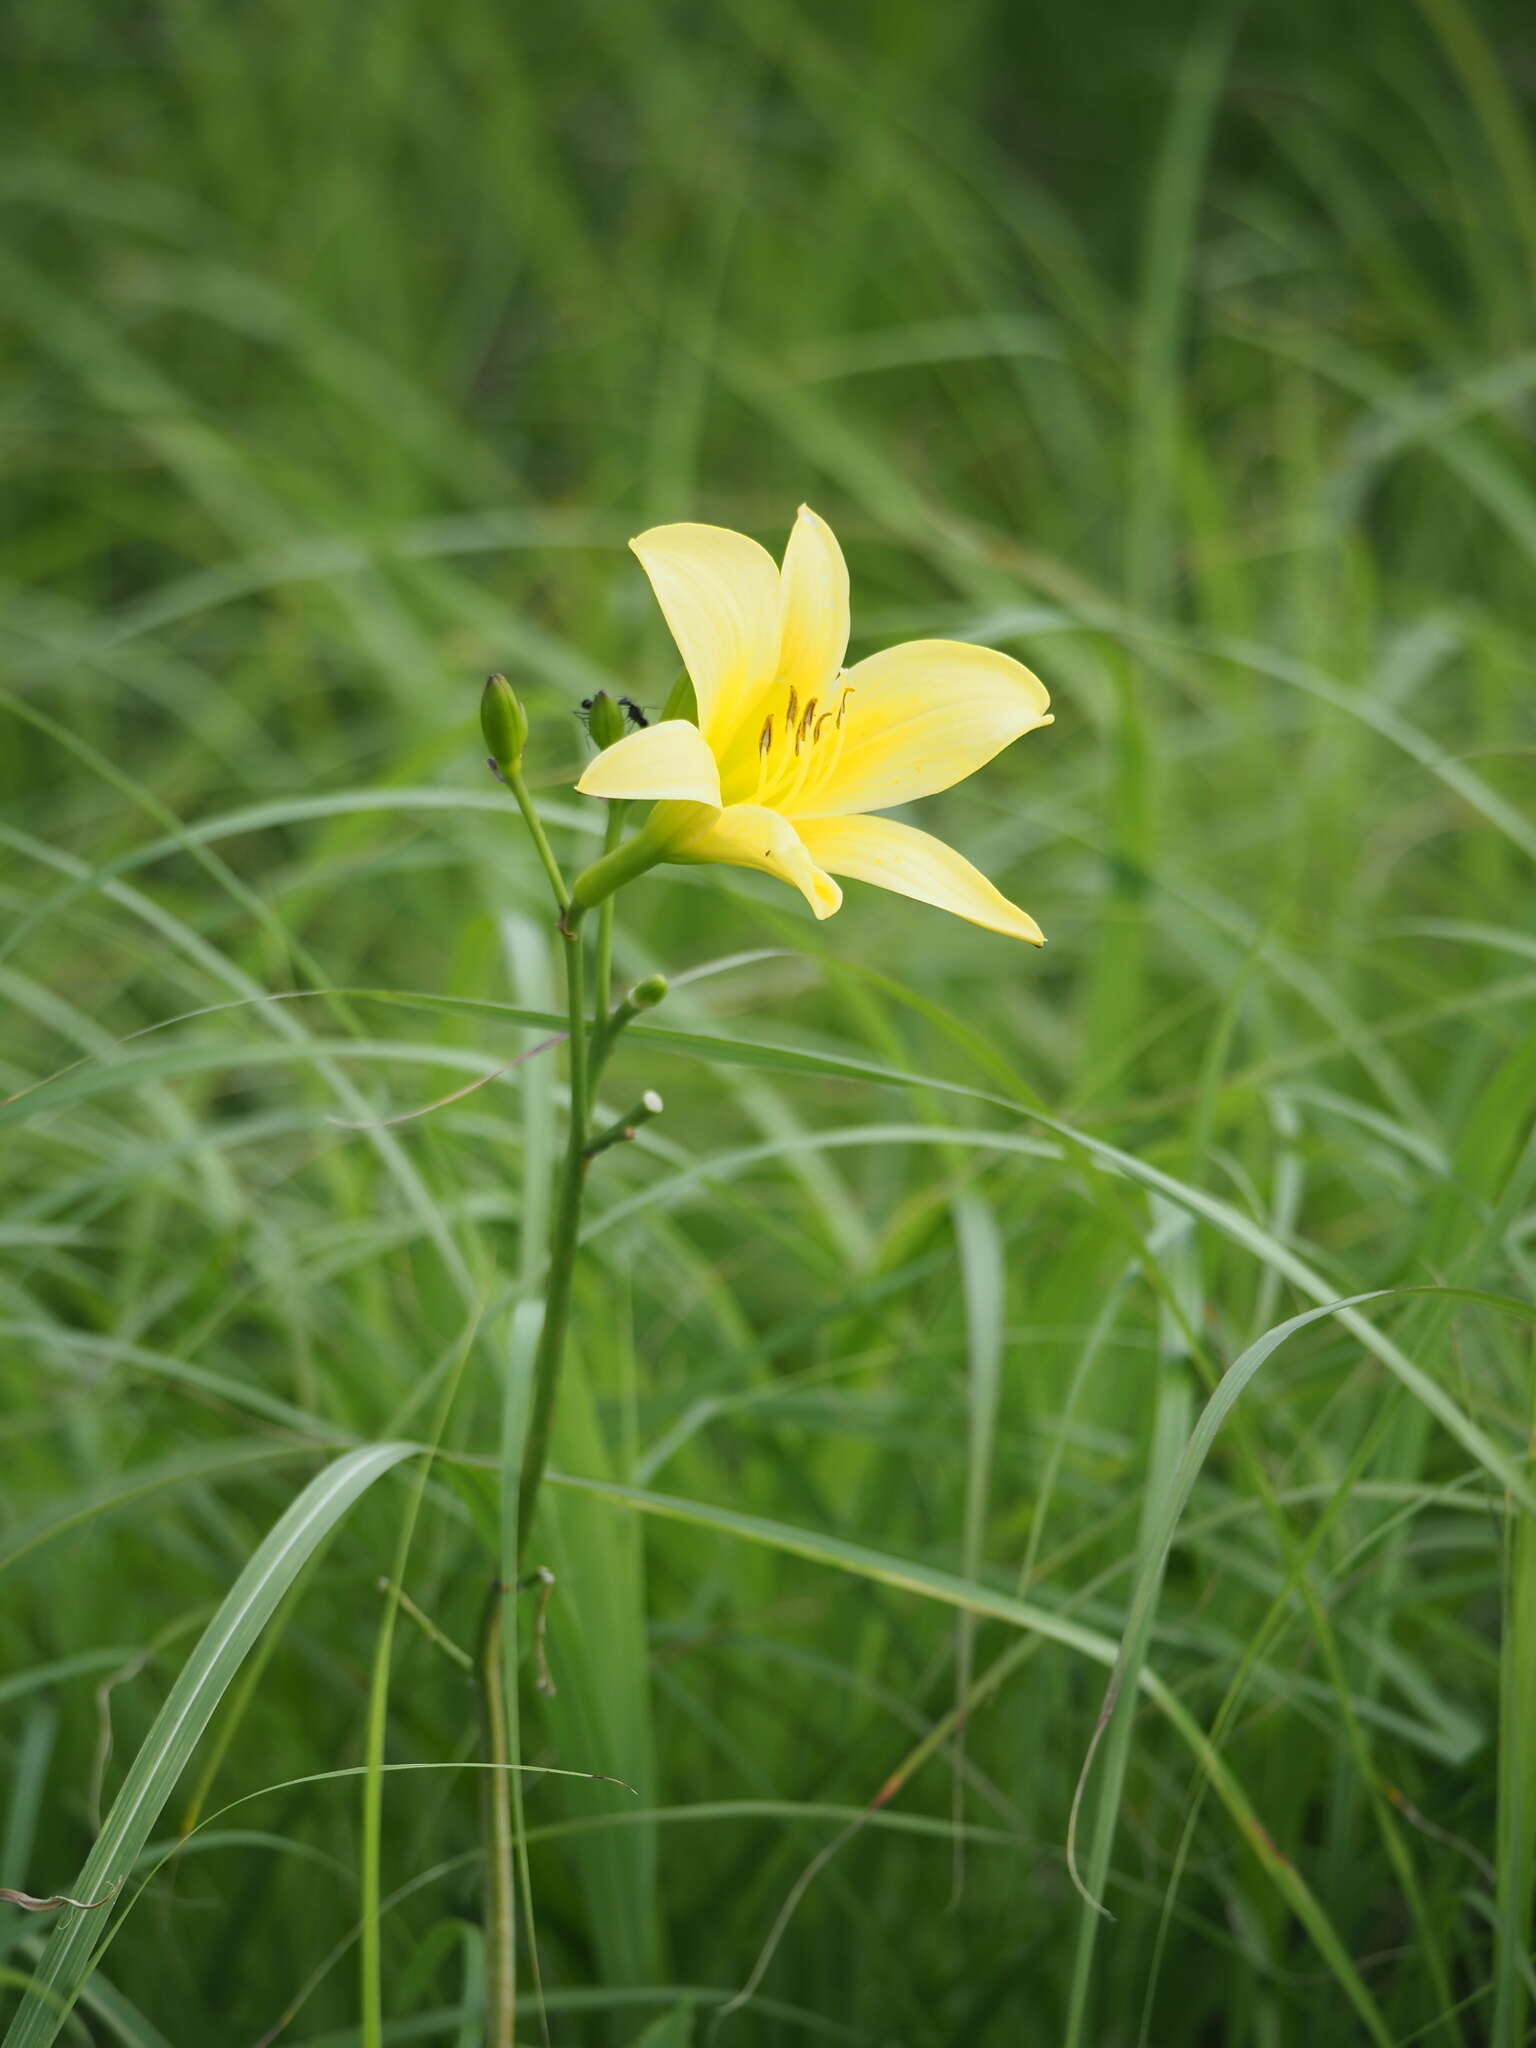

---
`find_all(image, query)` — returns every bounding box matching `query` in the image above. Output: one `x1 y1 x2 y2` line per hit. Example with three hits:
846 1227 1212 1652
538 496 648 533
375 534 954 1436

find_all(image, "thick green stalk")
477 1585 516 2048
593 800 626 1023
567 818 670 918
476 809 561 2048
516 908 589 1561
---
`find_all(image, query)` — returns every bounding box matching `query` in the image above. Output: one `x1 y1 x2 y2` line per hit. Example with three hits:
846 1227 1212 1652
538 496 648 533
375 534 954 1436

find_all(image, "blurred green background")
5 0 1536 2042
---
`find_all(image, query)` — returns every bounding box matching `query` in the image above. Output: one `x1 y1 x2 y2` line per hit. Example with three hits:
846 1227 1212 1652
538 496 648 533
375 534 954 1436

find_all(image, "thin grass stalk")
516 910 589 1563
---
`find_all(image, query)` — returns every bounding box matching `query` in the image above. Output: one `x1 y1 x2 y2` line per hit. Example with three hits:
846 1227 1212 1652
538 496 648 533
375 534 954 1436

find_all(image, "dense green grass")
4 0 1536 2041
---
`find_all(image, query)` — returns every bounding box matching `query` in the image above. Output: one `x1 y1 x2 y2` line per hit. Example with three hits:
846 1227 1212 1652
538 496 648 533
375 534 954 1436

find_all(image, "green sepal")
660 670 698 725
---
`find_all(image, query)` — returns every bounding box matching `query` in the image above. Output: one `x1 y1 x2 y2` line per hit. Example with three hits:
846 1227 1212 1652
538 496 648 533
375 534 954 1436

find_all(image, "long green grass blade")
3 1444 415 2048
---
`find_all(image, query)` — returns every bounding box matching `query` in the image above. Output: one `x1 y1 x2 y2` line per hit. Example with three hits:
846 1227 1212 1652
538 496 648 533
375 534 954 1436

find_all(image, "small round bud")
627 973 668 1011
481 673 528 773
640 1089 664 1115
584 690 628 750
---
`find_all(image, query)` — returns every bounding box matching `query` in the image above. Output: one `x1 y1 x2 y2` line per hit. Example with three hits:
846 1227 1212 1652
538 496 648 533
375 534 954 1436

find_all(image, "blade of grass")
2 1442 416 2048
949 1194 1004 1904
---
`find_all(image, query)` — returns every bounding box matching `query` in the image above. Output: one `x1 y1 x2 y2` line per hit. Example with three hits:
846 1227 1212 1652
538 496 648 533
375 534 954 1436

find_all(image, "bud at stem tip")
480 673 528 774
583 690 629 750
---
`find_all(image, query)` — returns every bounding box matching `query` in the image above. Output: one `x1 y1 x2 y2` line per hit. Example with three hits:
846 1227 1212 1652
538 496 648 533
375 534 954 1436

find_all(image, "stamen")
785 687 799 739
796 697 818 751
793 682 855 812
759 715 774 757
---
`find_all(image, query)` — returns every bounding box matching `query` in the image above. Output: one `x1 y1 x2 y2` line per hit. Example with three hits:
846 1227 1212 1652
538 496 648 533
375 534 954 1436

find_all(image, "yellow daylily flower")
572 507 1053 942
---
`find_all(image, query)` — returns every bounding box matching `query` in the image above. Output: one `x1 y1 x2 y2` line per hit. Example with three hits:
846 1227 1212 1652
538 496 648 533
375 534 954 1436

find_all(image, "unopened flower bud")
481 673 528 774
583 1088 665 1158
627 973 668 1011
583 690 628 750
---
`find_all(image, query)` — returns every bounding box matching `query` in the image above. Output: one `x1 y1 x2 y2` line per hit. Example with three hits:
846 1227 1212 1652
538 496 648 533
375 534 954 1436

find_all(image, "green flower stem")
589 971 669 1086
516 904 589 1562
567 819 671 920
476 1583 516 2048
593 799 626 1023
475 748 567 2045
584 1089 664 1160
505 766 570 912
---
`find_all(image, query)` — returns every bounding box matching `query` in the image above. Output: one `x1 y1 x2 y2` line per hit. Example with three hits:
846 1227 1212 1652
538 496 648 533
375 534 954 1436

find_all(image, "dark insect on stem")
577 695 650 732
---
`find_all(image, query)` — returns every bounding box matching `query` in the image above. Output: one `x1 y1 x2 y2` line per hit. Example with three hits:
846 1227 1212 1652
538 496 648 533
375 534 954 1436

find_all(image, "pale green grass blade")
949 1193 1003 1899
2 1444 415 2048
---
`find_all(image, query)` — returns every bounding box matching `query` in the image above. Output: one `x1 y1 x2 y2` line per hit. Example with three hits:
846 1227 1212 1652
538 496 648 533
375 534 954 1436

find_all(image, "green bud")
660 669 698 724
584 690 628 750
627 972 668 1011
481 673 528 773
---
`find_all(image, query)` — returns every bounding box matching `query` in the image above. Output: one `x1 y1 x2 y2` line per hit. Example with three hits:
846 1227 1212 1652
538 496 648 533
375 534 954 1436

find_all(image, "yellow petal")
797 814 1044 944
575 719 723 805
790 639 1052 819
629 523 783 739
777 505 849 700
669 801 842 921
710 506 851 803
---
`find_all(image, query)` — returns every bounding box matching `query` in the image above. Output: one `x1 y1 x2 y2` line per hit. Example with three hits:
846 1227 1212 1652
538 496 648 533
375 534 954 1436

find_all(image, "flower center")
752 677 856 814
